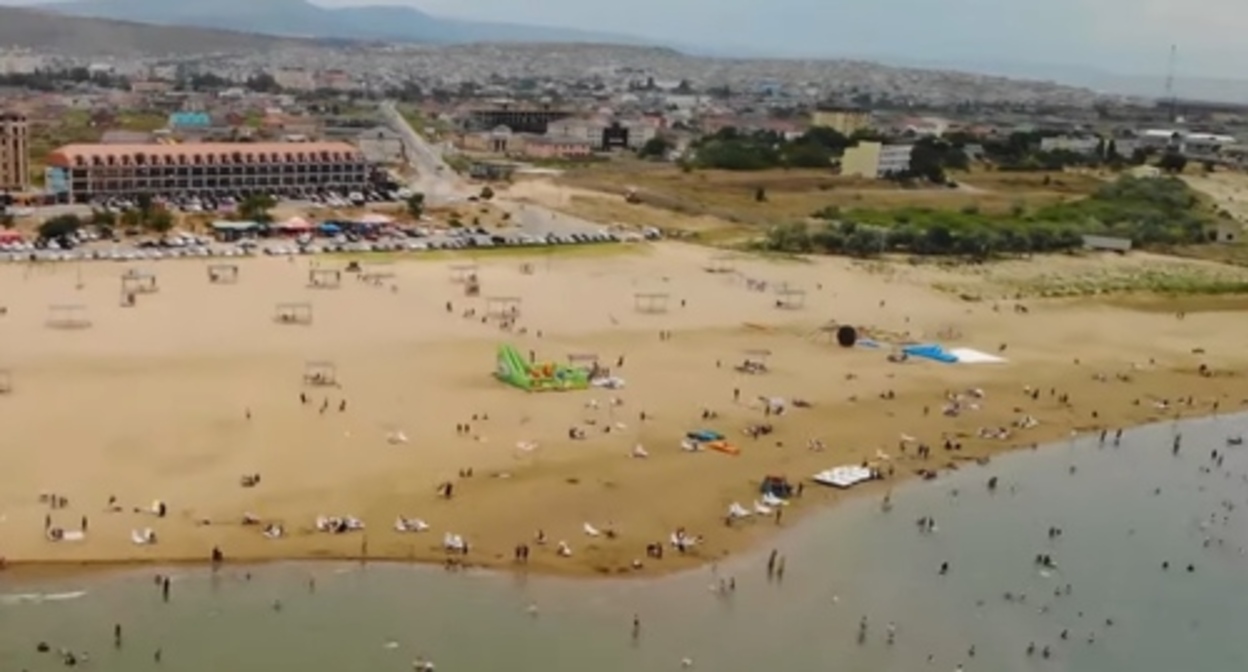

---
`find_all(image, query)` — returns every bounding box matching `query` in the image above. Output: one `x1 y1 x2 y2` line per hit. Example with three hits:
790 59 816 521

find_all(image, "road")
379 100 466 205
380 101 608 239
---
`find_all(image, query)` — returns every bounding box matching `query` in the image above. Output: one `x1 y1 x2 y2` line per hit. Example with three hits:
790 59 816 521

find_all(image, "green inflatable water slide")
495 344 590 392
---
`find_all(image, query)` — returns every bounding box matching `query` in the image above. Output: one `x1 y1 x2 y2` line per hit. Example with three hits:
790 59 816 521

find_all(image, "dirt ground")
549 165 1102 225
1 243 1246 579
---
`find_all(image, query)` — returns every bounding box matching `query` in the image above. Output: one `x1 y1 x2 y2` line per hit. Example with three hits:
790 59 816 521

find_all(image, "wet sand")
0 243 1246 578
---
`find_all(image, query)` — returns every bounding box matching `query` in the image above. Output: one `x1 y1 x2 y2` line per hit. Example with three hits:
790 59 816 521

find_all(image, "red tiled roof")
48 141 363 167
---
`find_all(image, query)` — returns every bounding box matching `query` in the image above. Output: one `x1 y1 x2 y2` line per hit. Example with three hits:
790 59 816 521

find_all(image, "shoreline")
4 369 1244 586
3 247 1248 588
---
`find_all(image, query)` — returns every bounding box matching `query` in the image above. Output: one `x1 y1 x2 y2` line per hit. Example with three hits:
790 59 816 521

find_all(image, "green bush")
763 176 1210 259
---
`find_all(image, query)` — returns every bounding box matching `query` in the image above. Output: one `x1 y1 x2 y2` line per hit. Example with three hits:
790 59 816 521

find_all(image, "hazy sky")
312 0 1239 77
7 0 1239 78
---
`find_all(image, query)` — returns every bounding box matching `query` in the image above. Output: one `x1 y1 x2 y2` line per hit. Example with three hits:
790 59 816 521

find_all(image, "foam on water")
0 590 88 606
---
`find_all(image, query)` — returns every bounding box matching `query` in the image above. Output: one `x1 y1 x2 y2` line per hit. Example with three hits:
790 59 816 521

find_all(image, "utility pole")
1163 44 1179 123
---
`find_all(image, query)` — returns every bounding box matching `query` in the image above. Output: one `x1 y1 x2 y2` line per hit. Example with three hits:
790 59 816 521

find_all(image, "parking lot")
0 225 652 263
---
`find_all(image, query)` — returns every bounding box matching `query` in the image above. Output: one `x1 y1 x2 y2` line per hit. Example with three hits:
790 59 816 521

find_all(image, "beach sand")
1 243 1246 578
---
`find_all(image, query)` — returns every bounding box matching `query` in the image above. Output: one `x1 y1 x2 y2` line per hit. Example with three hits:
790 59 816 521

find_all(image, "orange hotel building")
45 142 370 203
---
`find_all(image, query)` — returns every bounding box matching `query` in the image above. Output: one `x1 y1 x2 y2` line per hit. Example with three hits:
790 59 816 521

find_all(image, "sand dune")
0 244 1245 577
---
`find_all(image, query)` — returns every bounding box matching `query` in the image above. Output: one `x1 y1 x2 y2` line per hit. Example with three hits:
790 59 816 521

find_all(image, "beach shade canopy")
318 223 342 235
836 325 858 348
760 475 793 498
277 216 313 231
211 220 260 232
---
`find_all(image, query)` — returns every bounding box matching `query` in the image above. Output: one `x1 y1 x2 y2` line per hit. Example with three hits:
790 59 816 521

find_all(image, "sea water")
3 414 1247 672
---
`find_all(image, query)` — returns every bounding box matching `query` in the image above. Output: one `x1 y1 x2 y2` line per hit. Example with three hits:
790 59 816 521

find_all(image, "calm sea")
3 414 1247 672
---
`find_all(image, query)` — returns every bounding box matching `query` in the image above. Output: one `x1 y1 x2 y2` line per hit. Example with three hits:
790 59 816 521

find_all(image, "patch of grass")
556 164 1095 226
997 268 1248 298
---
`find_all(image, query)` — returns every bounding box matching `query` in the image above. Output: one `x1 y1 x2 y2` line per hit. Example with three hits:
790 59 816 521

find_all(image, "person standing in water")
632 614 641 642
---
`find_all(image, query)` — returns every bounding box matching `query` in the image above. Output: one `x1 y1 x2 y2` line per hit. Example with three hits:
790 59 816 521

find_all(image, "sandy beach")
1 243 1246 578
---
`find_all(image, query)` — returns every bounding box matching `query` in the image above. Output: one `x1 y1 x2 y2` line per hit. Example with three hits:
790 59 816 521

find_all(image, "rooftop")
49 141 364 166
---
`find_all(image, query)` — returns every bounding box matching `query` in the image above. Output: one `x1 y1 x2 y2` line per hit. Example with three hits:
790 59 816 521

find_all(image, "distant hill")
48 0 650 46
0 6 314 54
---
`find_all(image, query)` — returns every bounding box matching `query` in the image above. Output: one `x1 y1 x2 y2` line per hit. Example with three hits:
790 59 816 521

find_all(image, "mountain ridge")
0 6 321 54
48 0 654 47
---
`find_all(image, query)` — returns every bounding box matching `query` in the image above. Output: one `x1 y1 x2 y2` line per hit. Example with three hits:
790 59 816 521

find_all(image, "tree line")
760 176 1215 259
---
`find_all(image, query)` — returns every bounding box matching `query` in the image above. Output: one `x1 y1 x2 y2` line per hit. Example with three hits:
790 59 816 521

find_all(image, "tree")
146 209 174 235
479 186 494 200
406 193 425 218
638 136 672 159
136 193 153 216
1158 152 1187 174
90 209 117 228
120 208 143 231
38 214 82 241
239 194 276 223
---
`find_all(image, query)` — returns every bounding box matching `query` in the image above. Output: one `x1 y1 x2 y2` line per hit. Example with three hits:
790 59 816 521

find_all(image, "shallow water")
4 414 1248 672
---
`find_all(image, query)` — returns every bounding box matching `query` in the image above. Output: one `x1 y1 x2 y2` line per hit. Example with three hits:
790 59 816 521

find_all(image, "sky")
6 0 1244 80
312 0 1243 78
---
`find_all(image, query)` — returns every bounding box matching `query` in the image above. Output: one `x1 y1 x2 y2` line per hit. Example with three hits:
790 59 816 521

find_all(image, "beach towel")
761 493 787 508
395 517 429 533
753 501 773 515
130 528 155 545
631 444 649 458
727 502 751 519
583 522 601 537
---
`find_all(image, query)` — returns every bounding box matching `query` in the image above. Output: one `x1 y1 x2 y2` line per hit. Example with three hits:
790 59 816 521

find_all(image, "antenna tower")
1163 44 1178 122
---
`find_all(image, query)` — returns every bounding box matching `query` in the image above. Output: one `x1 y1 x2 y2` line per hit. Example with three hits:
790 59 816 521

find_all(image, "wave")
0 590 87 606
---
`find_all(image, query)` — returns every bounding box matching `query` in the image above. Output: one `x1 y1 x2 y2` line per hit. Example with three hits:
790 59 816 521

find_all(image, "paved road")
380 101 607 239
379 101 466 206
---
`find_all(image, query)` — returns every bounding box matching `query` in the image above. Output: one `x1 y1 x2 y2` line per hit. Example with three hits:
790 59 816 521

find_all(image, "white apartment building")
841 141 913 178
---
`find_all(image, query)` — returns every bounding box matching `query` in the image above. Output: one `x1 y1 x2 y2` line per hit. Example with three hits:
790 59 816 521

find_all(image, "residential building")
523 136 594 160
811 106 871 136
841 141 912 178
44 142 369 203
546 118 655 151
1039 136 1101 155
0 111 30 193
1137 129 1235 155
169 111 213 130
356 127 405 163
272 68 316 92
458 126 524 154
466 104 572 134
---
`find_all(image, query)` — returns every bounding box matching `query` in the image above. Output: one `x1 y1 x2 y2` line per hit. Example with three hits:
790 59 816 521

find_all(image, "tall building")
45 142 370 203
811 106 872 137
841 141 913 179
0 111 30 193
